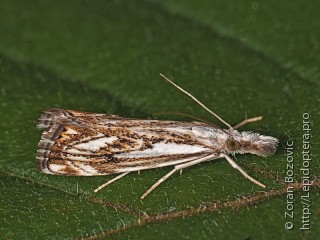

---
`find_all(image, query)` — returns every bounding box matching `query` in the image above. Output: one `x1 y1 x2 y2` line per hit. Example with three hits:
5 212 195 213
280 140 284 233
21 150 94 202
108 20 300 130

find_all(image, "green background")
0 0 319 239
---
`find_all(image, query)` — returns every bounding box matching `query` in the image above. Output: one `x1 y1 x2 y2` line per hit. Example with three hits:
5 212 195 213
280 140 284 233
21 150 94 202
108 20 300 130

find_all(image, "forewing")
36 109 215 176
37 108 125 128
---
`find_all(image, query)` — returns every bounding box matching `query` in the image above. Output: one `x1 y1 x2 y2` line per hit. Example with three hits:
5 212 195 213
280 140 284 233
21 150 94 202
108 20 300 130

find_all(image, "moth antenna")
153 111 228 133
159 73 232 129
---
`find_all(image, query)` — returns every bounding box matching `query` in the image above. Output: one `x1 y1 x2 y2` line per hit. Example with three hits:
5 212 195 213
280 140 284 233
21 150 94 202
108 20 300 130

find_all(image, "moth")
36 74 278 199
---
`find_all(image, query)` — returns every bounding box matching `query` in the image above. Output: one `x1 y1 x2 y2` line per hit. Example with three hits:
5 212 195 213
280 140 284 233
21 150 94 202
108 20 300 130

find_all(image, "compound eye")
227 139 240 151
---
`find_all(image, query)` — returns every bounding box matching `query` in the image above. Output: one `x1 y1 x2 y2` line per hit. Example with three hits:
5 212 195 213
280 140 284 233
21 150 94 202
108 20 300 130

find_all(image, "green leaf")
0 176 137 239
150 0 320 84
110 190 320 240
0 0 319 239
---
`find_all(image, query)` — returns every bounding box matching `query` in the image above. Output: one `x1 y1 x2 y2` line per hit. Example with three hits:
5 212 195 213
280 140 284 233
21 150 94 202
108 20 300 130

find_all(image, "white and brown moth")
36 74 278 199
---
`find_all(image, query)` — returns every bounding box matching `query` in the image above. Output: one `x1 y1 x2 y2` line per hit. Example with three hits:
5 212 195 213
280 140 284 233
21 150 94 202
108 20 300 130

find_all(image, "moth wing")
37 108 126 129
36 109 217 176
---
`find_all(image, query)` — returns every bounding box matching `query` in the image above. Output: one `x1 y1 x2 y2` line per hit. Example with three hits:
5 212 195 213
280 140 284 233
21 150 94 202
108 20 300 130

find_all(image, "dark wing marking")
37 108 124 128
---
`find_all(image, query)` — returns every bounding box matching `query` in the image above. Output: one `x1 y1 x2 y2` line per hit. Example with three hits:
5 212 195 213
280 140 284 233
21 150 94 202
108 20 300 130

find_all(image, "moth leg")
94 172 130 193
233 116 263 129
140 154 216 200
221 153 266 188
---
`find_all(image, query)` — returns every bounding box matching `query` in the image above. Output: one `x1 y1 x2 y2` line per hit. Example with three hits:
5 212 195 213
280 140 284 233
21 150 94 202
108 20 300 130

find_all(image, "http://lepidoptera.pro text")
36 74 278 199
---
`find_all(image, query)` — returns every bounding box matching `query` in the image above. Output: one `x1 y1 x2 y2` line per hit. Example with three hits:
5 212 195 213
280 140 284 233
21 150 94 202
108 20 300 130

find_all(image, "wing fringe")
37 108 74 128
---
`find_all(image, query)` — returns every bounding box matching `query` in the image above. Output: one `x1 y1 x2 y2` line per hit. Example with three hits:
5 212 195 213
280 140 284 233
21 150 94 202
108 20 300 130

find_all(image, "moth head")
226 139 240 152
225 129 278 157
